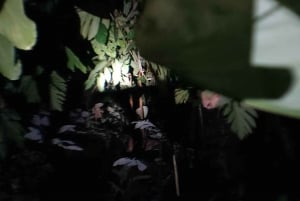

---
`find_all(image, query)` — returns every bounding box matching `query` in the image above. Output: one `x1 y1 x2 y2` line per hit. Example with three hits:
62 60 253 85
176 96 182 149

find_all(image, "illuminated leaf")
85 60 109 90
65 47 87 73
112 60 122 85
78 9 100 40
88 16 100 40
97 72 106 92
174 88 190 104
104 67 111 82
0 0 36 50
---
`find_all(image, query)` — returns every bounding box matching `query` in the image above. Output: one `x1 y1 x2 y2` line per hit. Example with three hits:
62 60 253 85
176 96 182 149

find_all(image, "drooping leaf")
19 75 41 103
0 35 22 80
77 9 100 40
88 16 100 40
65 47 87 73
50 71 67 111
0 0 36 50
222 101 258 140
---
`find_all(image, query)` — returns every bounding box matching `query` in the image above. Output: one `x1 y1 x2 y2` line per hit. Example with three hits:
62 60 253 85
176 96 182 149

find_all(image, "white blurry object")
58 125 76 133
248 0 300 116
24 127 43 143
51 138 84 151
113 157 147 171
136 106 149 119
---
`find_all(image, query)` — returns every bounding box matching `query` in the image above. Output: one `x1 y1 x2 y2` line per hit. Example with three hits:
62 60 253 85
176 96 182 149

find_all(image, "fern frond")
222 101 258 140
174 88 190 104
50 71 67 111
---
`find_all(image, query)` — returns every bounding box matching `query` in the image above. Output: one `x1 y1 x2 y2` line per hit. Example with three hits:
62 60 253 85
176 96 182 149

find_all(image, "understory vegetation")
1 0 300 201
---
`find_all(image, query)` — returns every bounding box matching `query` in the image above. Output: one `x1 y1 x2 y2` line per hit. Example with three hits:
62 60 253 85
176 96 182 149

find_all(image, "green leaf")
78 9 100 40
0 0 36 50
65 47 87 73
88 16 100 40
19 75 41 103
222 101 258 140
50 71 66 111
85 60 109 90
84 72 97 90
0 35 22 80
95 22 109 44
174 88 190 104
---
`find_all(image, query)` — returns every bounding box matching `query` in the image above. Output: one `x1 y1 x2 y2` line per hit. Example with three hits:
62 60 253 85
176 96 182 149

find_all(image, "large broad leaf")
0 0 36 50
50 71 67 111
77 9 100 40
135 0 300 119
0 35 22 80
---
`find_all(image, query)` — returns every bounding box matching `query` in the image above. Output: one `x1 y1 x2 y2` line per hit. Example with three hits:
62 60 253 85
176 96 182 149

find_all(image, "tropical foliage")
1 0 300 155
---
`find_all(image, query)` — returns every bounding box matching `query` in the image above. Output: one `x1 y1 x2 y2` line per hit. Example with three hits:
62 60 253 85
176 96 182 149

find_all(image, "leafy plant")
49 71 67 111
221 101 258 140
65 47 87 74
174 88 190 104
75 1 170 92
